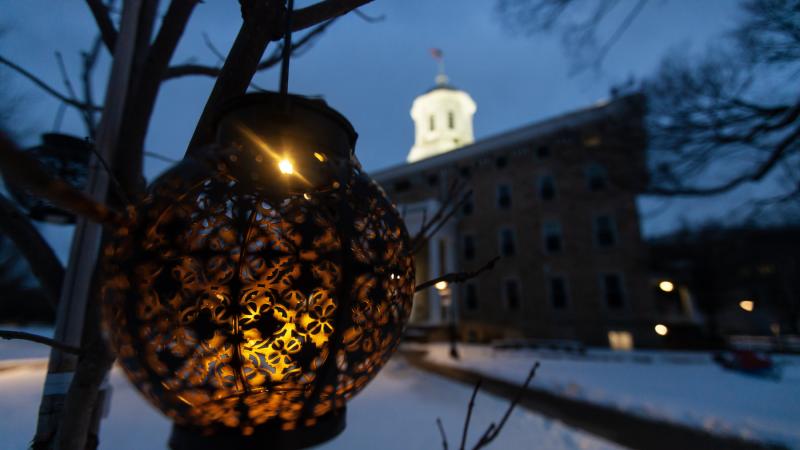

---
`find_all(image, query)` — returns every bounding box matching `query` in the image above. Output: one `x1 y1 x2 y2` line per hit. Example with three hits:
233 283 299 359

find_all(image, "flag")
430 48 443 61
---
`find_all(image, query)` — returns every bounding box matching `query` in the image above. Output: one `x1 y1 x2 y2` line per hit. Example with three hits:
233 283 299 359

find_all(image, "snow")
425 343 800 449
0 340 624 449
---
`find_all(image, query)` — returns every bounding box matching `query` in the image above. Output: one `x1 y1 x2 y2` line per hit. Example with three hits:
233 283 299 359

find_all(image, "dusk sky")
2 0 777 257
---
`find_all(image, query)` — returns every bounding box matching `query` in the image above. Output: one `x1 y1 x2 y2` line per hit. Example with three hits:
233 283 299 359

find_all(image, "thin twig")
415 256 500 292
353 8 385 23
144 150 178 164
0 330 82 355
472 362 541 450
459 379 482 450
436 417 449 450
0 55 101 111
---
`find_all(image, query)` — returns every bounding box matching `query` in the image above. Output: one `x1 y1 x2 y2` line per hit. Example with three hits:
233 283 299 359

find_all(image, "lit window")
539 175 556 201
543 220 562 253
448 111 455 129
497 184 512 209
465 283 478 311
608 331 633 350
594 215 617 248
549 276 568 309
499 227 515 257
463 235 475 260
504 279 520 310
603 273 625 309
586 164 608 191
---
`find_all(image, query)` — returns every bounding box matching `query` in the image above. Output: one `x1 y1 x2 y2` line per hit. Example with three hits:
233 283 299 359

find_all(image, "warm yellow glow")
739 299 755 312
658 280 674 293
278 159 294 174
654 324 668 336
313 152 326 162
434 281 448 291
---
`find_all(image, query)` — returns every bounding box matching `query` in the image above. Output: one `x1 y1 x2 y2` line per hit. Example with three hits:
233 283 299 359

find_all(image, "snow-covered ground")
426 343 800 449
0 327 624 450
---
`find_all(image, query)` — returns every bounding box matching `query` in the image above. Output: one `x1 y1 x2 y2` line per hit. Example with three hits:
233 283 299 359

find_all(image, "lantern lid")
213 92 358 151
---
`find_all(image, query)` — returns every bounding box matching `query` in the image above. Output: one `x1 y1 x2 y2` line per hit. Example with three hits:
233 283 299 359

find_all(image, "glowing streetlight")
654 324 669 336
739 299 755 312
435 280 448 291
658 280 674 293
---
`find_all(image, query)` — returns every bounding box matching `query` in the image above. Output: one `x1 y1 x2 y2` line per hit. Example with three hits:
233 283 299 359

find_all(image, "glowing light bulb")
739 299 754 312
654 324 668 336
658 280 674 293
278 159 294 174
435 281 448 291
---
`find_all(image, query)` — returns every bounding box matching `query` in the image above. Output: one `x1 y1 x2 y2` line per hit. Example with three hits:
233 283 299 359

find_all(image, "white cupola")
407 62 476 163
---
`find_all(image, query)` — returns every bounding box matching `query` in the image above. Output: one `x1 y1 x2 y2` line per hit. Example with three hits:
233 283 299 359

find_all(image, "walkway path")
403 350 788 450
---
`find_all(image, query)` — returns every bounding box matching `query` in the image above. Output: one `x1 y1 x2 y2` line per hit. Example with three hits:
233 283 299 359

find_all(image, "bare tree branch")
292 0 373 31
0 193 64 308
185 0 283 153
436 417 450 450
0 330 82 355
113 0 199 193
415 257 500 292
85 0 119 53
0 55 101 111
164 18 337 80
353 8 385 23
459 379 482 450
471 362 540 450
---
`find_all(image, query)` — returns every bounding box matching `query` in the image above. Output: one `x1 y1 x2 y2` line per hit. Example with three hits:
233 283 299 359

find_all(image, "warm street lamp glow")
740 299 755 312
658 280 674 293
278 158 294 174
435 280 448 291
654 324 669 336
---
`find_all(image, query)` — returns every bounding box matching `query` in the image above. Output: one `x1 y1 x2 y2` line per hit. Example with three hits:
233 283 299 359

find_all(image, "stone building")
374 72 659 348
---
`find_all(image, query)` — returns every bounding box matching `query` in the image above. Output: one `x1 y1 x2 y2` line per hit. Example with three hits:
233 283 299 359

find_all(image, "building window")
536 145 550 159
602 273 625 309
543 220 562 253
496 156 507 169
460 166 471 178
463 235 475 260
549 276 568 309
499 227 515 256
393 179 411 192
448 111 455 129
594 215 617 248
465 283 478 311
497 184 511 209
429 115 435 131
504 279 520 310
608 331 633 351
427 173 439 186
539 175 556 201
462 196 473 216
586 163 608 191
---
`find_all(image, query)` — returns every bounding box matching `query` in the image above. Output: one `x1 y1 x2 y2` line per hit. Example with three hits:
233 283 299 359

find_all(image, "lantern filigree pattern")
101 95 414 437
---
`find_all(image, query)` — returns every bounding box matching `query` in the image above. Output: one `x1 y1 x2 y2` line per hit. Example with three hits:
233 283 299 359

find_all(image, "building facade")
374 74 659 348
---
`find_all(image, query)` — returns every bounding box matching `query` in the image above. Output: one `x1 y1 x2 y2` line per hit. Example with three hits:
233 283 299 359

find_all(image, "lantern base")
168 408 346 450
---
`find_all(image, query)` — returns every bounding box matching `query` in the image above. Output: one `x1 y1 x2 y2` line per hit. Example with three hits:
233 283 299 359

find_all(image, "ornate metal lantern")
101 92 415 449
7 133 90 223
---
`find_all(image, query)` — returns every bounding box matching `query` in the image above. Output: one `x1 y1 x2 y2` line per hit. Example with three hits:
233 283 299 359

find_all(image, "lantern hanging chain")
278 0 294 96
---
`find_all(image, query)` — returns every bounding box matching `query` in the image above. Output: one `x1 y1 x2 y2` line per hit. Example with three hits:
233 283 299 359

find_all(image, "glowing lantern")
101 93 415 448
